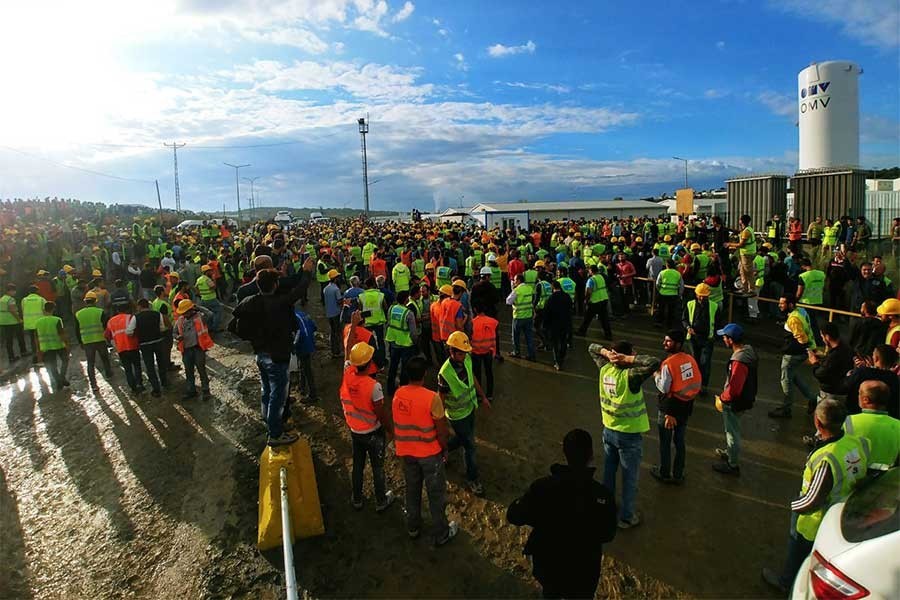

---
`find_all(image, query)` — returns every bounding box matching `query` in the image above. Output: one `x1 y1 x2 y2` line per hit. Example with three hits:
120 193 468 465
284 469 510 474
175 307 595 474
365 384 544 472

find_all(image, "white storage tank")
797 61 861 171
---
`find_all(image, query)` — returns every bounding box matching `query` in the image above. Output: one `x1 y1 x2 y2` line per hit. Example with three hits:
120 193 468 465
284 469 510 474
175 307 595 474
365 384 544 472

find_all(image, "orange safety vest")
439 298 462 341
789 221 803 241
172 292 190 313
105 313 139 352
470 315 498 355
343 324 374 349
35 280 56 302
371 258 387 279
429 300 443 341
401 250 412 267
661 352 702 401
175 314 214 353
392 384 442 458
339 366 380 433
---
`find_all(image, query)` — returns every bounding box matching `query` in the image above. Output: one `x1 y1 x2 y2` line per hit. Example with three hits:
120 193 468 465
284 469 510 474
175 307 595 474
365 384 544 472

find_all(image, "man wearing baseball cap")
712 323 758 476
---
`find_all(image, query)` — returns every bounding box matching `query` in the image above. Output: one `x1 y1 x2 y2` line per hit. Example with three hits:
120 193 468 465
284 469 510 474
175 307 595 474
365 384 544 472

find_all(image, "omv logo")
799 81 830 98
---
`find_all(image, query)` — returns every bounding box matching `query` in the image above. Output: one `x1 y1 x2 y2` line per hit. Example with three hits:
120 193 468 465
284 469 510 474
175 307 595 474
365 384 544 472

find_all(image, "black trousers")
655 294 681 330
577 301 611 338
1 323 27 360
471 352 494 397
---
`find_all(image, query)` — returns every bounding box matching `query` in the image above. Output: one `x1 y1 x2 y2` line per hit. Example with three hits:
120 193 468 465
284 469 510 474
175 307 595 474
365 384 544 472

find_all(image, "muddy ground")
0 298 815 599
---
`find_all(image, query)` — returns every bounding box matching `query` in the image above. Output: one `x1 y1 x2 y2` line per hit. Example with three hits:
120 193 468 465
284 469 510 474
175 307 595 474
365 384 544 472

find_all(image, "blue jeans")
602 428 642 521
386 343 415 396
201 298 222 331
780 353 817 410
448 411 479 482
256 353 289 438
722 404 742 467
512 317 535 360
689 337 714 388
403 453 449 541
657 411 687 479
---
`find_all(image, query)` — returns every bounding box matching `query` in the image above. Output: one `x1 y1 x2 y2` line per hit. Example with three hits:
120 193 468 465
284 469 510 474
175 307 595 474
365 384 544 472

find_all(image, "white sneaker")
375 490 395 513
436 521 459 546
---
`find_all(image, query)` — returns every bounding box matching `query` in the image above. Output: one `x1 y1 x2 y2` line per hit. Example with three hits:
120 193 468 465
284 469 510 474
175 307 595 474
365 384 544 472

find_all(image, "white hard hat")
480 266 492 276
486 252 497 262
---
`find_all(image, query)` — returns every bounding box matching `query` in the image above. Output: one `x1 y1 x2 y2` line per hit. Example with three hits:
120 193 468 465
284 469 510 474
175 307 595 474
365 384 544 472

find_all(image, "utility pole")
155 179 164 229
243 176 260 221
164 142 186 213
672 156 689 188
224 162 250 227
358 116 370 215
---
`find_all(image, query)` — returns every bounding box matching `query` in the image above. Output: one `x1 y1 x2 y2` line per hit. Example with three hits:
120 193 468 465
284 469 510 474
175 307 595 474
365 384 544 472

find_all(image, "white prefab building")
467 200 665 230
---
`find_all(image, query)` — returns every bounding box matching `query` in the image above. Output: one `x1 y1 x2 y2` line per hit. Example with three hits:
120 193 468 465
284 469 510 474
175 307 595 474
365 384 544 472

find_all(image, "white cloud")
438 28 449 37
487 40 536 58
243 27 329 53
453 53 468 71
771 0 899 48
757 90 795 117
502 81 571 94
392 1 414 22
716 40 725 49
704 88 727 99
351 0 389 36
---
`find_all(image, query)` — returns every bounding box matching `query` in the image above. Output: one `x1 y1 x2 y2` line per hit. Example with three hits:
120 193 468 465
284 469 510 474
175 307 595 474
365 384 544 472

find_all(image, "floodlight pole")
358 117 370 215
224 162 250 227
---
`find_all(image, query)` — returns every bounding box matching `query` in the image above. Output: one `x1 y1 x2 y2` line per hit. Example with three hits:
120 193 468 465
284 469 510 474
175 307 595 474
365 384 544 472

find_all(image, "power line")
0 144 155 184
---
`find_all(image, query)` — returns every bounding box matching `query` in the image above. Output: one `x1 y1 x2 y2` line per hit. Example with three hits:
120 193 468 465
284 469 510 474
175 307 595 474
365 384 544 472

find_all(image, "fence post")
727 292 734 323
878 208 883 241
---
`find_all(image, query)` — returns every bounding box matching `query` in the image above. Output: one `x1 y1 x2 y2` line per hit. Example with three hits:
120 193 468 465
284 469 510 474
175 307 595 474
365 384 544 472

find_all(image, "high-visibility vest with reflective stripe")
598 362 649 433
76 306 106 344
523 270 538 285
686 300 718 340
695 253 711 280
490 266 501 289
174 314 213 353
429 300 443 341
392 263 410 292
439 355 477 421
588 274 609 303
316 260 330 283
35 315 64 351
436 266 452 289
413 258 425 279
660 352 702 401
513 283 534 320
470 315 498 355
0 294 18 326
360 289 386 326
823 225 839 246
708 280 724 305
798 269 826 305
536 280 552 309
843 410 900 470
385 304 413 347
658 269 681 296
196 275 216 301
21 294 46 330
439 298 462 340
739 227 756 256
796 434 868 541
339 366 381 433
392 385 442 458
465 255 475 277
888 324 900 349
558 277 576 302
753 254 767 287
106 313 140 352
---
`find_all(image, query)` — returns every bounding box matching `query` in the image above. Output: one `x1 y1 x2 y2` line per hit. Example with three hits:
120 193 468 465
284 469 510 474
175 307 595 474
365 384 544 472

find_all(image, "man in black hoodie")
507 429 617 599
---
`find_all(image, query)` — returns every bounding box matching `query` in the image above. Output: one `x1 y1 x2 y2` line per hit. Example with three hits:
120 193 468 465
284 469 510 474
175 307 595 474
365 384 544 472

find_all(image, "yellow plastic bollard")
257 437 325 550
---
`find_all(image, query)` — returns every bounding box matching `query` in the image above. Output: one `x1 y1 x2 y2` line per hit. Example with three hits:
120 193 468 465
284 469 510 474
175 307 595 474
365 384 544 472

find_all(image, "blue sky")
0 0 897 214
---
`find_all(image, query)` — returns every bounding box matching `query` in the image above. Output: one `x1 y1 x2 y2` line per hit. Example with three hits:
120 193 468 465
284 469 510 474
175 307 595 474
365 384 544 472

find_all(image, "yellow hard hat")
349 342 375 366
200 265 212 272
691 243 701 251
91 269 102 277
664 235 672 242
694 283 711 297
175 299 195 315
635 236 643 243
446 331 472 352
36 269 49 276
877 298 900 316
439 284 453 296
534 260 546 268
451 279 467 291
63 264 75 273
83 291 98 301
328 269 340 279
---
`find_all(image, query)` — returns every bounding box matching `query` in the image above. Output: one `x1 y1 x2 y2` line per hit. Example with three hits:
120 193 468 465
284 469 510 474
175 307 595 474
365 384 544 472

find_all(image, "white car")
791 467 899 600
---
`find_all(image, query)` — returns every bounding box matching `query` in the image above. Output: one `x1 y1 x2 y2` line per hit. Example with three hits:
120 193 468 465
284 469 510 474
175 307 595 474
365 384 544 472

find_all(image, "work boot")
267 431 299 447
712 462 740 476
714 448 729 461
649 465 673 484
617 511 642 529
761 568 788 594
435 521 459 547
768 406 792 419
375 490 395 513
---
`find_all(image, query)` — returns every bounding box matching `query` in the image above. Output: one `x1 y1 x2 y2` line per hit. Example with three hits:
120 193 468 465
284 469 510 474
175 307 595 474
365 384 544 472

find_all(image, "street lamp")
672 156 689 189
224 162 250 226
243 176 261 216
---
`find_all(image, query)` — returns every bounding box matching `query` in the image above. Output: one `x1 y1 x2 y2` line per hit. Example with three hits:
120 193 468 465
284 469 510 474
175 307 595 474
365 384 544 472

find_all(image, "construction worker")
359 277 388 367
0 283 27 362
439 331 490 496
876 298 900 350
341 341 395 511
196 264 221 332
588 340 659 528
126 298 168 398
75 291 112 388
430 285 451 362
470 306 499 401
316 253 332 303
152 285 178 372
173 299 213 400
577 264 612 340
730 214 757 295
105 305 144 393
769 295 818 419
682 282 721 393
654 259 683 330
392 355 457 545
796 257 826 344
471 266 502 362
762 399 868 593
384 290 418 397
392 254 411 293
651 330 701 485
439 282 466 347
35 302 70 389
712 324 758 476
506 273 536 360
21 285 47 361
843 381 899 472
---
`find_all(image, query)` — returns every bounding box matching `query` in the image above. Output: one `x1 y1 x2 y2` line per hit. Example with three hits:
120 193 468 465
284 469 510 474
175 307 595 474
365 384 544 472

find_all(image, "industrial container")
725 175 788 233
791 168 866 228
798 61 861 171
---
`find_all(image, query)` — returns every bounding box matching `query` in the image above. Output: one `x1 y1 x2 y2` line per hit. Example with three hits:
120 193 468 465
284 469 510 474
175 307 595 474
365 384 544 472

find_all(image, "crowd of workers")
1 197 899 598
